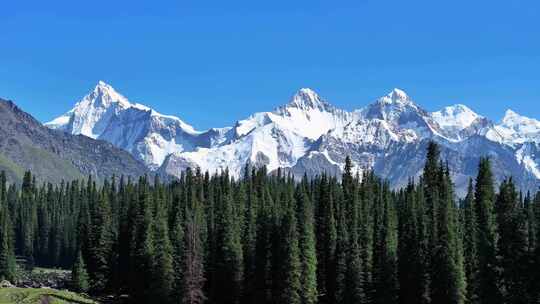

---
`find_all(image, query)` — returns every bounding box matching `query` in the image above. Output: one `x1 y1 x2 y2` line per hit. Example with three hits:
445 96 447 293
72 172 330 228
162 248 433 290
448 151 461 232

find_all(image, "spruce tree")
279 201 302 304
214 184 244 304
398 181 424 304
0 207 15 281
88 191 114 293
430 166 466 304
71 249 90 293
335 209 349 304
462 179 480 304
474 158 501 304
295 183 318 304
182 203 206 304
372 183 397 304
152 199 174 304
495 178 529 304
171 208 185 302
130 177 155 303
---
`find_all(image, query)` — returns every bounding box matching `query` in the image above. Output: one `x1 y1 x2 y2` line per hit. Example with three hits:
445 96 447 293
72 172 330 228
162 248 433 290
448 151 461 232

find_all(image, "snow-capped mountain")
160 88 354 177
46 81 222 169
47 82 540 194
485 109 540 145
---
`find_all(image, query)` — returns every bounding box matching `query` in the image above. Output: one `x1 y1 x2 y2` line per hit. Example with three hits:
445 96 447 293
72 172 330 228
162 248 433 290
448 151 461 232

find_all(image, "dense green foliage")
0 142 539 304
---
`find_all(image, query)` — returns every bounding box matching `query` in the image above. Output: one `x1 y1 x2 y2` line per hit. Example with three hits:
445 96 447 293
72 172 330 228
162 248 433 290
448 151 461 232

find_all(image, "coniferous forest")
0 142 539 304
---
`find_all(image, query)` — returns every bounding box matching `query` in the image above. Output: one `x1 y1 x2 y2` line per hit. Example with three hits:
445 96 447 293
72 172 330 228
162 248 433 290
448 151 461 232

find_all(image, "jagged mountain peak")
378 88 412 105
502 109 528 125
431 104 482 130
82 80 134 109
283 87 335 112
359 88 425 122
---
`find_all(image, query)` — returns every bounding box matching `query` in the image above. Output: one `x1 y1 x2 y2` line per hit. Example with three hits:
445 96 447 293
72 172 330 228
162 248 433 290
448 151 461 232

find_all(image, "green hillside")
0 288 97 304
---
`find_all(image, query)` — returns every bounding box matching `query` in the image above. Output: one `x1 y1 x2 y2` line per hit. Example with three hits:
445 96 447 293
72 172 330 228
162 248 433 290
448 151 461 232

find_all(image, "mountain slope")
0 98 148 184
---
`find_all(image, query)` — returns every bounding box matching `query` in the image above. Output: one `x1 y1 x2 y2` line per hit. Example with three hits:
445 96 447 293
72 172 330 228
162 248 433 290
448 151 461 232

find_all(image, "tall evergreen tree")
295 183 318 304
0 206 15 281
214 183 244 304
430 165 466 304
152 196 174 304
462 179 480 304
182 203 206 304
88 190 114 293
71 249 90 293
495 178 529 304
474 158 502 304
372 183 397 304
279 200 301 304
398 181 424 304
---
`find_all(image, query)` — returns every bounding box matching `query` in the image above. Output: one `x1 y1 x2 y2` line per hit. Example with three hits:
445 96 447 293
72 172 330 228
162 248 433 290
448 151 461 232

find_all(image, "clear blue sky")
1 0 539 129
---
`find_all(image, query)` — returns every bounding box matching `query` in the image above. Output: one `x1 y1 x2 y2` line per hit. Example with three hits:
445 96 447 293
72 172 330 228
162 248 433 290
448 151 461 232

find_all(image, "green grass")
22 145 84 182
0 288 97 304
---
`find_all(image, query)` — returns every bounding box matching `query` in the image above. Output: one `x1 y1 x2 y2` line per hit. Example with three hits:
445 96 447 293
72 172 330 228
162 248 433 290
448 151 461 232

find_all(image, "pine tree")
152 198 174 304
335 209 349 304
495 178 529 304
295 183 318 304
214 183 244 304
171 208 185 302
315 175 337 304
71 249 90 293
130 177 155 302
474 158 502 304
398 181 424 304
182 203 206 304
279 198 301 304
242 169 258 303
430 165 466 304
88 191 114 293
372 183 397 304
462 179 480 304
0 206 15 281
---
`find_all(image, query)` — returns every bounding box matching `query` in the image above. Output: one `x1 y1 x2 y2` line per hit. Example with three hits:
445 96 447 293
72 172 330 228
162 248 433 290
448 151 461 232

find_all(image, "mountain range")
44 81 540 195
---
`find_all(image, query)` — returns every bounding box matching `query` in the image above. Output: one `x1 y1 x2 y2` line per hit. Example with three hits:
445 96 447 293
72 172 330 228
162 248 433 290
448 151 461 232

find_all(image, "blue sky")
0 0 539 129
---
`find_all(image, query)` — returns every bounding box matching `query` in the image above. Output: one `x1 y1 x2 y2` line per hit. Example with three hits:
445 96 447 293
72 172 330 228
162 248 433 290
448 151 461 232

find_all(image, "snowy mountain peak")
66 80 135 113
431 104 481 130
500 109 540 132
286 88 331 111
502 109 524 125
380 88 412 104
485 109 540 146
359 88 423 122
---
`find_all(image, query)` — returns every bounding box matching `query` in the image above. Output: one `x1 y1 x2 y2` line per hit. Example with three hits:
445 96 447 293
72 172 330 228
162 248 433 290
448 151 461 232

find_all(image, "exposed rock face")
0 98 148 183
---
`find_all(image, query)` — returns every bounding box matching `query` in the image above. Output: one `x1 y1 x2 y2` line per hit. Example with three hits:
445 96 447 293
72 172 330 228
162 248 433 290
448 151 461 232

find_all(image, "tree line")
0 141 539 304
